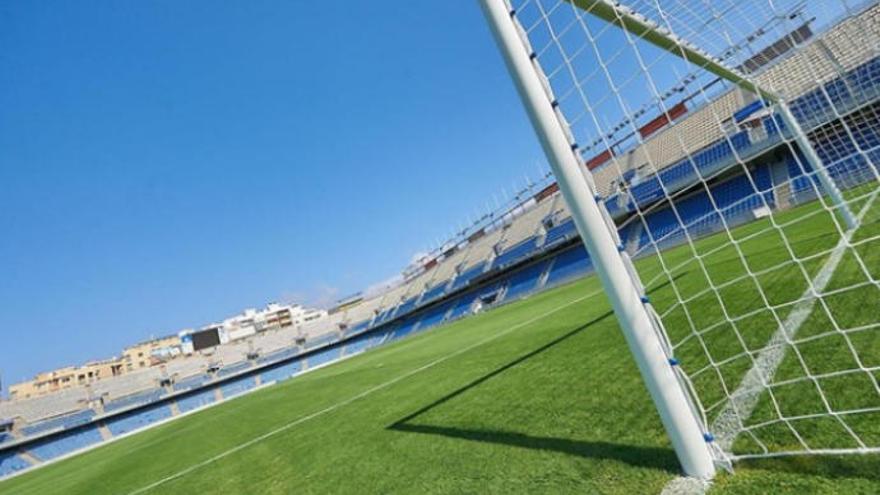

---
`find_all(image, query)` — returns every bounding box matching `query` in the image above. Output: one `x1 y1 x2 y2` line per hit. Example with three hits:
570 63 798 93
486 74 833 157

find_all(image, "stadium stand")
491 236 539 269
304 332 336 350
419 280 450 305
503 259 552 302
544 245 592 288
450 261 487 291
417 300 456 330
257 347 299 366
542 218 577 248
105 404 173 437
0 453 30 477
343 334 373 356
591 6 880 202
103 389 165 414
172 373 210 392
447 292 479 321
218 376 257 399
260 360 303 384
216 361 252 378
0 387 88 425
27 427 103 462
392 296 419 320
19 409 95 437
390 318 421 341
91 368 161 401
427 242 472 284
465 226 505 266
306 347 341 370
176 389 216 414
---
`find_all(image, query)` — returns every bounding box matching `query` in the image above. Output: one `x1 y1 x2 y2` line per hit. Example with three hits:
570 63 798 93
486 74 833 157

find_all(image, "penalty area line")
662 190 879 495
127 288 602 495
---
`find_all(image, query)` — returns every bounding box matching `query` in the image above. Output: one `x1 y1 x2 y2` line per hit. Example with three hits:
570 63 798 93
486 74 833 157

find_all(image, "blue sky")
0 1 548 387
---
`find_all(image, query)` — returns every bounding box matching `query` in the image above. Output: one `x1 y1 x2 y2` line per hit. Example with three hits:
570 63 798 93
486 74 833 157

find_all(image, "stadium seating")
105 404 173 437
216 361 251 378
544 246 591 288
491 236 539 269
173 374 210 392
459 227 505 272
542 218 577 248
340 295 384 330
305 333 336 350
392 297 418 319
252 326 300 355
27 427 103 461
342 320 370 338
494 197 557 252
593 11 880 216
419 280 449 305
176 389 216 414
209 340 251 366
257 347 299 366
219 376 257 399
426 243 471 284
0 452 30 477
163 356 209 382
450 262 486 291
306 347 341 370
103 389 165 414
260 360 302 384
0 387 89 425
503 260 552 302
417 300 455 330
19 409 95 437
390 318 420 341
343 334 374 356
97 368 163 394
446 293 477 321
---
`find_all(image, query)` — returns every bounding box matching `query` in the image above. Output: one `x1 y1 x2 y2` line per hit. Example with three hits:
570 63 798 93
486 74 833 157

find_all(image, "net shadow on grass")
390 423 679 473
387 307 680 473
389 309 615 427
735 454 880 482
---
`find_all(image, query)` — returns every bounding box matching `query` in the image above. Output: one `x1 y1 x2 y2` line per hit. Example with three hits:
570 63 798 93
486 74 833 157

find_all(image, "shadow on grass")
390 309 614 426
736 454 880 482
387 305 680 473
391 423 679 472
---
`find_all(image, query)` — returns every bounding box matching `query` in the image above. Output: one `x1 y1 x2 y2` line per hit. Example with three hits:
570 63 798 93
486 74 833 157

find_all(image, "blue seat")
106 404 173 437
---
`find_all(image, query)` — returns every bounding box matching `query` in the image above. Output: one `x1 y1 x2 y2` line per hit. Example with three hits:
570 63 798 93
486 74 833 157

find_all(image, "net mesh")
506 0 880 462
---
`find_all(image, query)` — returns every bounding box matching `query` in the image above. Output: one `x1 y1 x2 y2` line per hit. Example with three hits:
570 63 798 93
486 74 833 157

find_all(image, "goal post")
481 0 880 479
479 0 716 478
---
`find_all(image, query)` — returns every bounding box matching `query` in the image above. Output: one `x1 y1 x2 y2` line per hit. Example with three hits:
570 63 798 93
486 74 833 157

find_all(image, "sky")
0 1 549 387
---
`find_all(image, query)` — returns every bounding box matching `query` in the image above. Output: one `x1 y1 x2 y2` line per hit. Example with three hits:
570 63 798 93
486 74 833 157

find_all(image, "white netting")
505 0 880 462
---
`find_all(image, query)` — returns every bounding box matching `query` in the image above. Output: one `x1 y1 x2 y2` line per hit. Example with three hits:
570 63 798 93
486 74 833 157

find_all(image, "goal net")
485 0 880 470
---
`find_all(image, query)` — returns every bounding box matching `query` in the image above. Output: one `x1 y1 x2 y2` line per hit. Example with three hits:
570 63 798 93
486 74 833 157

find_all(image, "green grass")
2 192 879 494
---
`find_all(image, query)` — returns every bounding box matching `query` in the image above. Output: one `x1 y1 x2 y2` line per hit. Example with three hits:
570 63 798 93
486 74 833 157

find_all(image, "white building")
178 302 328 354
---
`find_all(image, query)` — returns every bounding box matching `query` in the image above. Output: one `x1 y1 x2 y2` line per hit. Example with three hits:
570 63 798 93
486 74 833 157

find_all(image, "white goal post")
479 0 717 479
481 0 880 479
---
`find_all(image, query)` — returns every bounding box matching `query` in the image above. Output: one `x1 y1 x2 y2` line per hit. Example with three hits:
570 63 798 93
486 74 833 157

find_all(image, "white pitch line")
712 193 876 452
126 289 601 495
662 191 878 495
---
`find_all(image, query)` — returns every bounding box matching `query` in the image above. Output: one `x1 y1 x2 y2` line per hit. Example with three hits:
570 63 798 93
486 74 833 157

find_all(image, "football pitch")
2 193 880 494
